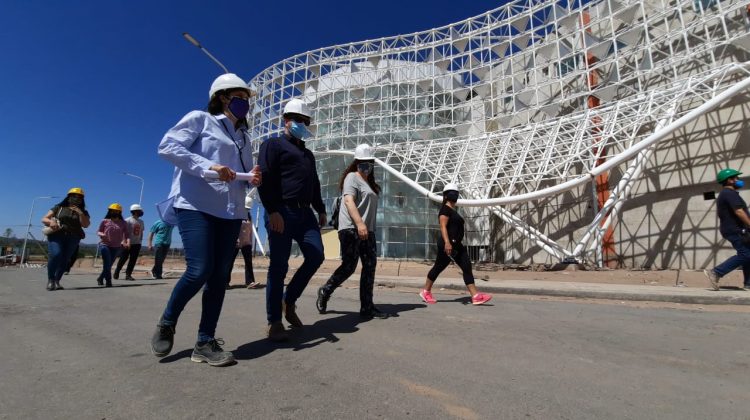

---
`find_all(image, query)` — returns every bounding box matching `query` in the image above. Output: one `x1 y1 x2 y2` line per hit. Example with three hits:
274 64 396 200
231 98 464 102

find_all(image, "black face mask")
69 196 83 207
445 191 459 202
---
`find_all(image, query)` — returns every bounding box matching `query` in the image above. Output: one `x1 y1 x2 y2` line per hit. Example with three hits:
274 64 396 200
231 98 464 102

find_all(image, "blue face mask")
445 191 459 202
736 180 745 189
357 162 374 176
289 121 310 140
228 96 250 119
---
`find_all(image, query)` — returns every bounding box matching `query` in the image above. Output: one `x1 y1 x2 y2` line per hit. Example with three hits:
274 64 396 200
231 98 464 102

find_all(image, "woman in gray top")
316 144 389 319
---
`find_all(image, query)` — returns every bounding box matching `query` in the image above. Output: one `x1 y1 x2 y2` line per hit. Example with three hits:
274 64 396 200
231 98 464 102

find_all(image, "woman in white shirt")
150 73 261 367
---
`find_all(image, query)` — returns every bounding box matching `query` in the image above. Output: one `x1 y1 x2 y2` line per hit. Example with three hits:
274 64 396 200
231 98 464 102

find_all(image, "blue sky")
0 0 504 246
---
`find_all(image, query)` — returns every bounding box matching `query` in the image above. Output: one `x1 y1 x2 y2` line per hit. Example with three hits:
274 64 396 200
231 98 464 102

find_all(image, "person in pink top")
96 203 130 287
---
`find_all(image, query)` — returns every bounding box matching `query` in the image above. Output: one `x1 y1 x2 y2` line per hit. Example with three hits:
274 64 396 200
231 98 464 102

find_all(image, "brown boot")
283 302 303 328
266 322 289 342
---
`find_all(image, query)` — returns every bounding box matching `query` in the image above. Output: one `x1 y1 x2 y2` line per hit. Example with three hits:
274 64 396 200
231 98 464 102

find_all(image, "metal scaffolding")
248 0 750 264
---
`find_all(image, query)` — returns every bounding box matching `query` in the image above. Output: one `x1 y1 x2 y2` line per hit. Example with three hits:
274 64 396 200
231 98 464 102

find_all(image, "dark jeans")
264 207 324 323
47 233 80 282
231 245 255 285
98 244 122 282
713 233 750 286
152 245 170 278
161 209 241 343
427 242 475 285
322 229 377 311
115 244 142 276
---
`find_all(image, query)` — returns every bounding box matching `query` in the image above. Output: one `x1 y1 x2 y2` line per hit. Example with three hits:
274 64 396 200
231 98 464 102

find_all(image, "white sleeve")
157 111 215 177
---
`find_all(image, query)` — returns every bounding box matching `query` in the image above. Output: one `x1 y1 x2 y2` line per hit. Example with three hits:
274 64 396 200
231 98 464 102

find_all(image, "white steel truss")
248 0 750 264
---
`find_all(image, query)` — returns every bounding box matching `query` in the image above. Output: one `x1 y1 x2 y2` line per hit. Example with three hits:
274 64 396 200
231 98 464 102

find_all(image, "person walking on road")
258 98 326 342
150 73 261 367
419 183 492 305
148 219 173 280
114 204 145 281
230 193 261 289
41 187 90 290
316 144 389 319
704 169 750 290
96 203 130 287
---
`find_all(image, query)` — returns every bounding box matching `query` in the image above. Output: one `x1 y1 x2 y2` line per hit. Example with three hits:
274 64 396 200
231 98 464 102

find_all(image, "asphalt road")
1 268 749 420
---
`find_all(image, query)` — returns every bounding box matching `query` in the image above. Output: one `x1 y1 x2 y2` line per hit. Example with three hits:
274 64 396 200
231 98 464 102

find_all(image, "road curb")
375 280 750 305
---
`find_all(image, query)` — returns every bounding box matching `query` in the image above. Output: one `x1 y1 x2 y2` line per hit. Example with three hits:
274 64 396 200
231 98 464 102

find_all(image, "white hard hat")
209 73 254 99
130 204 143 212
245 194 254 209
443 183 459 193
283 98 312 119
354 144 375 161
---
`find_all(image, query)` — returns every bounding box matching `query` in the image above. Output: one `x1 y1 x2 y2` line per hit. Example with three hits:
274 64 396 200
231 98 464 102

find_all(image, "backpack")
329 196 342 229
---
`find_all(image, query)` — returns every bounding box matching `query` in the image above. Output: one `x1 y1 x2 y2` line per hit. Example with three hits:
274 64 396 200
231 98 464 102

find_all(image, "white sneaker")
704 269 720 291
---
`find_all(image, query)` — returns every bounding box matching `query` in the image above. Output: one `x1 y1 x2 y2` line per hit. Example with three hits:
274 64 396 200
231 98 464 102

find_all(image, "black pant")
65 244 80 273
152 245 169 278
427 242 474 285
115 244 142 276
322 229 377 311
231 245 255 285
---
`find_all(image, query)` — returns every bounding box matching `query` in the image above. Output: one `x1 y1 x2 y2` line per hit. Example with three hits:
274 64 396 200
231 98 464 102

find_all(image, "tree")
3 228 13 239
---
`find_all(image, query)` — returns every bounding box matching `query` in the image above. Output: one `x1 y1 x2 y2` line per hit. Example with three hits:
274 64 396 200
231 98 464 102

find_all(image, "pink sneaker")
471 293 492 305
419 289 437 304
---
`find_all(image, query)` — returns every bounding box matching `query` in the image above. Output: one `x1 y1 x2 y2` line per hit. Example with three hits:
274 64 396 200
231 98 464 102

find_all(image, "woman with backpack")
316 144 389 319
419 183 492 306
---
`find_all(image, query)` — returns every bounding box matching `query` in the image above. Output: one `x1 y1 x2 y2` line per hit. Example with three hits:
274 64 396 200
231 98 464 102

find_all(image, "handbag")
42 208 63 236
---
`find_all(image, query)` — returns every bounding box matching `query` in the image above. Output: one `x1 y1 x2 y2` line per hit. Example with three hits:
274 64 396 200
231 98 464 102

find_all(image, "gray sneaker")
704 269 720 291
191 339 235 367
150 319 175 357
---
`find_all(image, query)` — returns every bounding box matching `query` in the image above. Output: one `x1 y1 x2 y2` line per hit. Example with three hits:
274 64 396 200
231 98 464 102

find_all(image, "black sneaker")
113 271 120 280
54 281 64 290
316 286 330 314
360 306 389 320
105 281 112 288
150 319 175 357
96 276 104 286
191 339 235 367
47 281 56 291
125 275 135 281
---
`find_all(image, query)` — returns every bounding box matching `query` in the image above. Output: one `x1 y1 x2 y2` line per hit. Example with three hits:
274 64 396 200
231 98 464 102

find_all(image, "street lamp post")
182 32 230 73
21 196 58 264
121 172 144 206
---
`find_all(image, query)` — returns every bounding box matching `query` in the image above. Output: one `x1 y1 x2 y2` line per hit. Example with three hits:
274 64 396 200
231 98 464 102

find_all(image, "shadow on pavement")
435 296 495 306
65 283 166 291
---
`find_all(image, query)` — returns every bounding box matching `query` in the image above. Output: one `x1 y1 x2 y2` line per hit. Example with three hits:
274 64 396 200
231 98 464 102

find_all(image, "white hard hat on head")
130 204 143 212
283 98 312 119
209 73 254 99
354 144 375 161
443 183 459 193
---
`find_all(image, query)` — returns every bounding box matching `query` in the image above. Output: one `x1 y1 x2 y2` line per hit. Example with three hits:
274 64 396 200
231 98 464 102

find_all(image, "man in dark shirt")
258 98 326 341
705 168 750 290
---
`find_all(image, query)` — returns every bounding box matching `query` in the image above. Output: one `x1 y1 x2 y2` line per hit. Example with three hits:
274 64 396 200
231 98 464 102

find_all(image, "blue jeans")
161 209 241 343
264 207 324 323
98 244 122 282
47 233 80 282
713 233 750 286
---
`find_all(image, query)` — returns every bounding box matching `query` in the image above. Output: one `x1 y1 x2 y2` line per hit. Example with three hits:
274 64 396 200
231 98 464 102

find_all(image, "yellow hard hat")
68 187 85 196
108 203 123 211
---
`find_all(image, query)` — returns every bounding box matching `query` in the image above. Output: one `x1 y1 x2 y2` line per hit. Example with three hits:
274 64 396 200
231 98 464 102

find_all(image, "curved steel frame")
248 0 750 263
